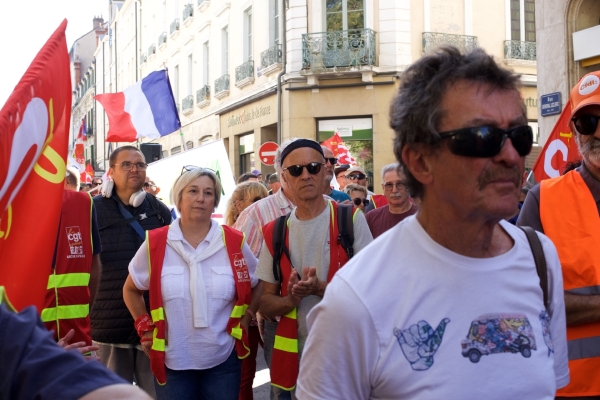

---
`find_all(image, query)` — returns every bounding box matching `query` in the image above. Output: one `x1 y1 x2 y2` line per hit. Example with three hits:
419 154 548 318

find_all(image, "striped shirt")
234 189 294 258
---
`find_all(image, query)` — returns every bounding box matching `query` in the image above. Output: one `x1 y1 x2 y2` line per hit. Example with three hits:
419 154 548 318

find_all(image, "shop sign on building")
540 92 562 116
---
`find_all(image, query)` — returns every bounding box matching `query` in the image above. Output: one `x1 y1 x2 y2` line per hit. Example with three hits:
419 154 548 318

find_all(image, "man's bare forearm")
565 292 600 326
260 292 296 319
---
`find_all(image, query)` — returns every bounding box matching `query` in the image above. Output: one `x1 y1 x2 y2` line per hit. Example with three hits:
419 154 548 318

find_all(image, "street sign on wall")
540 92 562 117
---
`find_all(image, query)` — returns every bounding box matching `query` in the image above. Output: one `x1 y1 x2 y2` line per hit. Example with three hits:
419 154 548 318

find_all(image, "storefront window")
317 117 373 192
239 133 255 176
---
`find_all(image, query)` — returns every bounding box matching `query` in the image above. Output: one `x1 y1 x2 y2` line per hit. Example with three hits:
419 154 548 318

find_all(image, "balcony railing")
159 32 167 46
504 40 536 61
140 53 147 64
422 32 478 53
148 43 156 56
182 95 193 113
235 60 254 83
183 4 194 21
170 19 180 35
215 74 230 97
261 44 282 69
302 28 376 70
196 85 210 103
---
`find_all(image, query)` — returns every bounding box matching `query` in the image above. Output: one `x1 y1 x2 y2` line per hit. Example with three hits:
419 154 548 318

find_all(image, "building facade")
91 0 539 188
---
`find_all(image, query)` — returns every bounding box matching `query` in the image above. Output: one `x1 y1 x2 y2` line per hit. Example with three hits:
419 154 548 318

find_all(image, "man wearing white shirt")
296 46 569 399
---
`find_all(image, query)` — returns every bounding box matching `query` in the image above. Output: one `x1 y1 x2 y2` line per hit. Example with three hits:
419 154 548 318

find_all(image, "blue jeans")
154 350 241 400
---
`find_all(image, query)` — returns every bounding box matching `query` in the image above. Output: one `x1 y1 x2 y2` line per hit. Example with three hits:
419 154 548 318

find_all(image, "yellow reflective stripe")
152 328 165 351
274 335 298 353
231 304 248 319
0 287 16 312
353 207 360 223
230 324 243 340
146 231 152 277
241 232 246 249
284 308 297 320
46 273 90 289
151 307 165 321
40 304 89 322
328 200 334 227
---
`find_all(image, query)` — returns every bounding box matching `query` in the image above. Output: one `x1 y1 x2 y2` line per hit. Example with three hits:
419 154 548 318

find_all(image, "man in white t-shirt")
296 47 569 399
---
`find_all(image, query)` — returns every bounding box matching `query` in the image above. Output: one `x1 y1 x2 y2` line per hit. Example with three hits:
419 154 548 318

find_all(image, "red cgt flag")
321 133 357 165
532 100 582 181
0 20 71 311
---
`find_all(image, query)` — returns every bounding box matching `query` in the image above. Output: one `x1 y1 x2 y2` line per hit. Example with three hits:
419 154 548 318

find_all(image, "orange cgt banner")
0 20 71 311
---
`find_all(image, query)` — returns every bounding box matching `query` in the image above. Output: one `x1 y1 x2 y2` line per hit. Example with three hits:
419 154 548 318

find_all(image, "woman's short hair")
224 181 268 226
171 168 222 211
344 183 367 197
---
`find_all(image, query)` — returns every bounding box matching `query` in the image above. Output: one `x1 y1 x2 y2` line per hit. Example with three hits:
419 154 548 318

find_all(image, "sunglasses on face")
325 157 338 165
572 115 600 136
438 125 533 158
346 173 366 181
282 162 324 177
353 198 369 207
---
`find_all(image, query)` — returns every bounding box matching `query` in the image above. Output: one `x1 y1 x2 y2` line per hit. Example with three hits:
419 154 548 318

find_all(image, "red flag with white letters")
321 133 357 165
532 100 581 181
0 20 71 311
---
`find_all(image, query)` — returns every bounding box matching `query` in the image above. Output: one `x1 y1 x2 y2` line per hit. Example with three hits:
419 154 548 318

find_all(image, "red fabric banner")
532 100 582 181
321 133 357 165
0 20 71 311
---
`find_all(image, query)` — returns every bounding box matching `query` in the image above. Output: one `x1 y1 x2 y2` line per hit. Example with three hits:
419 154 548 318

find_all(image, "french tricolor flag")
94 70 180 142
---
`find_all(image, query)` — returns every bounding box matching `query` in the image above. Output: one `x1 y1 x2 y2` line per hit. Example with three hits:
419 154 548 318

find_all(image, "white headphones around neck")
101 179 147 207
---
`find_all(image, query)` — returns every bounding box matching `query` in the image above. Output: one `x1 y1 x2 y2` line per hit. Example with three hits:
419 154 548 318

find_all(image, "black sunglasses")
283 162 324 177
438 125 533 158
325 157 338 165
346 173 366 180
572 115 600 136
353 198 369 207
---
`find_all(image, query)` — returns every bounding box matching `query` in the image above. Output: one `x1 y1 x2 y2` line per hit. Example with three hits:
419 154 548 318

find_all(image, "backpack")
271 204 355 283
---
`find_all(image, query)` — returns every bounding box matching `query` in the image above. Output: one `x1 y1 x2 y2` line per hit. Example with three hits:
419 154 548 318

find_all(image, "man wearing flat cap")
256 138 373 397
518 70 600 398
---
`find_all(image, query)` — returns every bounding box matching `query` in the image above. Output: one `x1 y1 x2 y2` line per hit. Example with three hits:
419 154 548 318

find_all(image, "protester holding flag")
92 146 172 397
517 71 600 397
123 167 261 400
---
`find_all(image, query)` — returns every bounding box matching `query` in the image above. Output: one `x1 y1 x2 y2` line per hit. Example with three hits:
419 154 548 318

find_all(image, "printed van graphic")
65 226 85 258
394 318 451 371
461 313 536 363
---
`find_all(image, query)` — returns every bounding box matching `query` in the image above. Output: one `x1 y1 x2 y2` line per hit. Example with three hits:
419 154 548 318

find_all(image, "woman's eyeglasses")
438 125 533 158
353 198 369 207
282 162 324 177
572 115 600 136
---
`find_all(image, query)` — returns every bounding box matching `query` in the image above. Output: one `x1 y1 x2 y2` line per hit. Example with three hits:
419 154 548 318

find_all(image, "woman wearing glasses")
224 182 268 227
123 167 261 400
343 184 369 212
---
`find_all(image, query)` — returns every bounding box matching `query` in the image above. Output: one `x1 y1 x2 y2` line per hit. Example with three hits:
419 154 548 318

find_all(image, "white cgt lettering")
543 139 568 178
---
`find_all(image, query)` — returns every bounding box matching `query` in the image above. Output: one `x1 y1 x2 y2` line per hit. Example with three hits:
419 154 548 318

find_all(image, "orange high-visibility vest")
540 170 600 397
146 225 252 385
41 190 93 345
262 200 353 391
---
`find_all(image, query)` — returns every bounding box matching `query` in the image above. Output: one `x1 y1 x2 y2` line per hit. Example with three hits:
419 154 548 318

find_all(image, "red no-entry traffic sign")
259 141 279 166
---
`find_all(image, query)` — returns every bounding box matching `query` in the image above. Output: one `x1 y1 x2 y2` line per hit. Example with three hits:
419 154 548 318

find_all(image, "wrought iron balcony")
235 60 254 83
170 19 180 35
261 44 282 69
422 32 478 54
504 40 536 61
140 53 147 64
196 85 210 103
182 95 193 114
302 29 376 70
159 32 167 46
148 43 156 56
215 74 230 98
183 4 194 21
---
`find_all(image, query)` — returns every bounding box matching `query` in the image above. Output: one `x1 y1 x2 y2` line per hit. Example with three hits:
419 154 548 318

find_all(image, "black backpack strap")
337 204 355 259
520 226 549 310
146 194 166 225
272 214 290 283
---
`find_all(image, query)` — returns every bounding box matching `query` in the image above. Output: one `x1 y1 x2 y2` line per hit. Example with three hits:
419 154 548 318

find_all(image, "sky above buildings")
0 0 108 105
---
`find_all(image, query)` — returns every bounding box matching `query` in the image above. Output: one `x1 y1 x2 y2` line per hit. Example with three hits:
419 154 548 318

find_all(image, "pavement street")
252 345 270 400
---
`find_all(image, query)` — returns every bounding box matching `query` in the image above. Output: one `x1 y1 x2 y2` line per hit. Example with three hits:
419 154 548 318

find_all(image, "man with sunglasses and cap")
257 138 373 398
297 47 568 399
518 70 600 398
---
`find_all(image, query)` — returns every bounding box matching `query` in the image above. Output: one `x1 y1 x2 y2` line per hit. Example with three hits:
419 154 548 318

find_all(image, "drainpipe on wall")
276 0 288 145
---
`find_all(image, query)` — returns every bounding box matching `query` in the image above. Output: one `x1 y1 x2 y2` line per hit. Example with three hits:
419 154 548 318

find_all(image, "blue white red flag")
94 70 180 142
79 117 86 139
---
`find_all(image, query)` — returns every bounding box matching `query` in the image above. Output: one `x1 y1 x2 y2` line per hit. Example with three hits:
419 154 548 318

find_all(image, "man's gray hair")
381 163 400 181
171 168 222 212
390 46 524 199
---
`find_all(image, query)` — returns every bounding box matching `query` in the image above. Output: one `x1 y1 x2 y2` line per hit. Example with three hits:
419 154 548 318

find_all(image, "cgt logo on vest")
579 75 599 96
233 253 250 283
65 226 85 258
